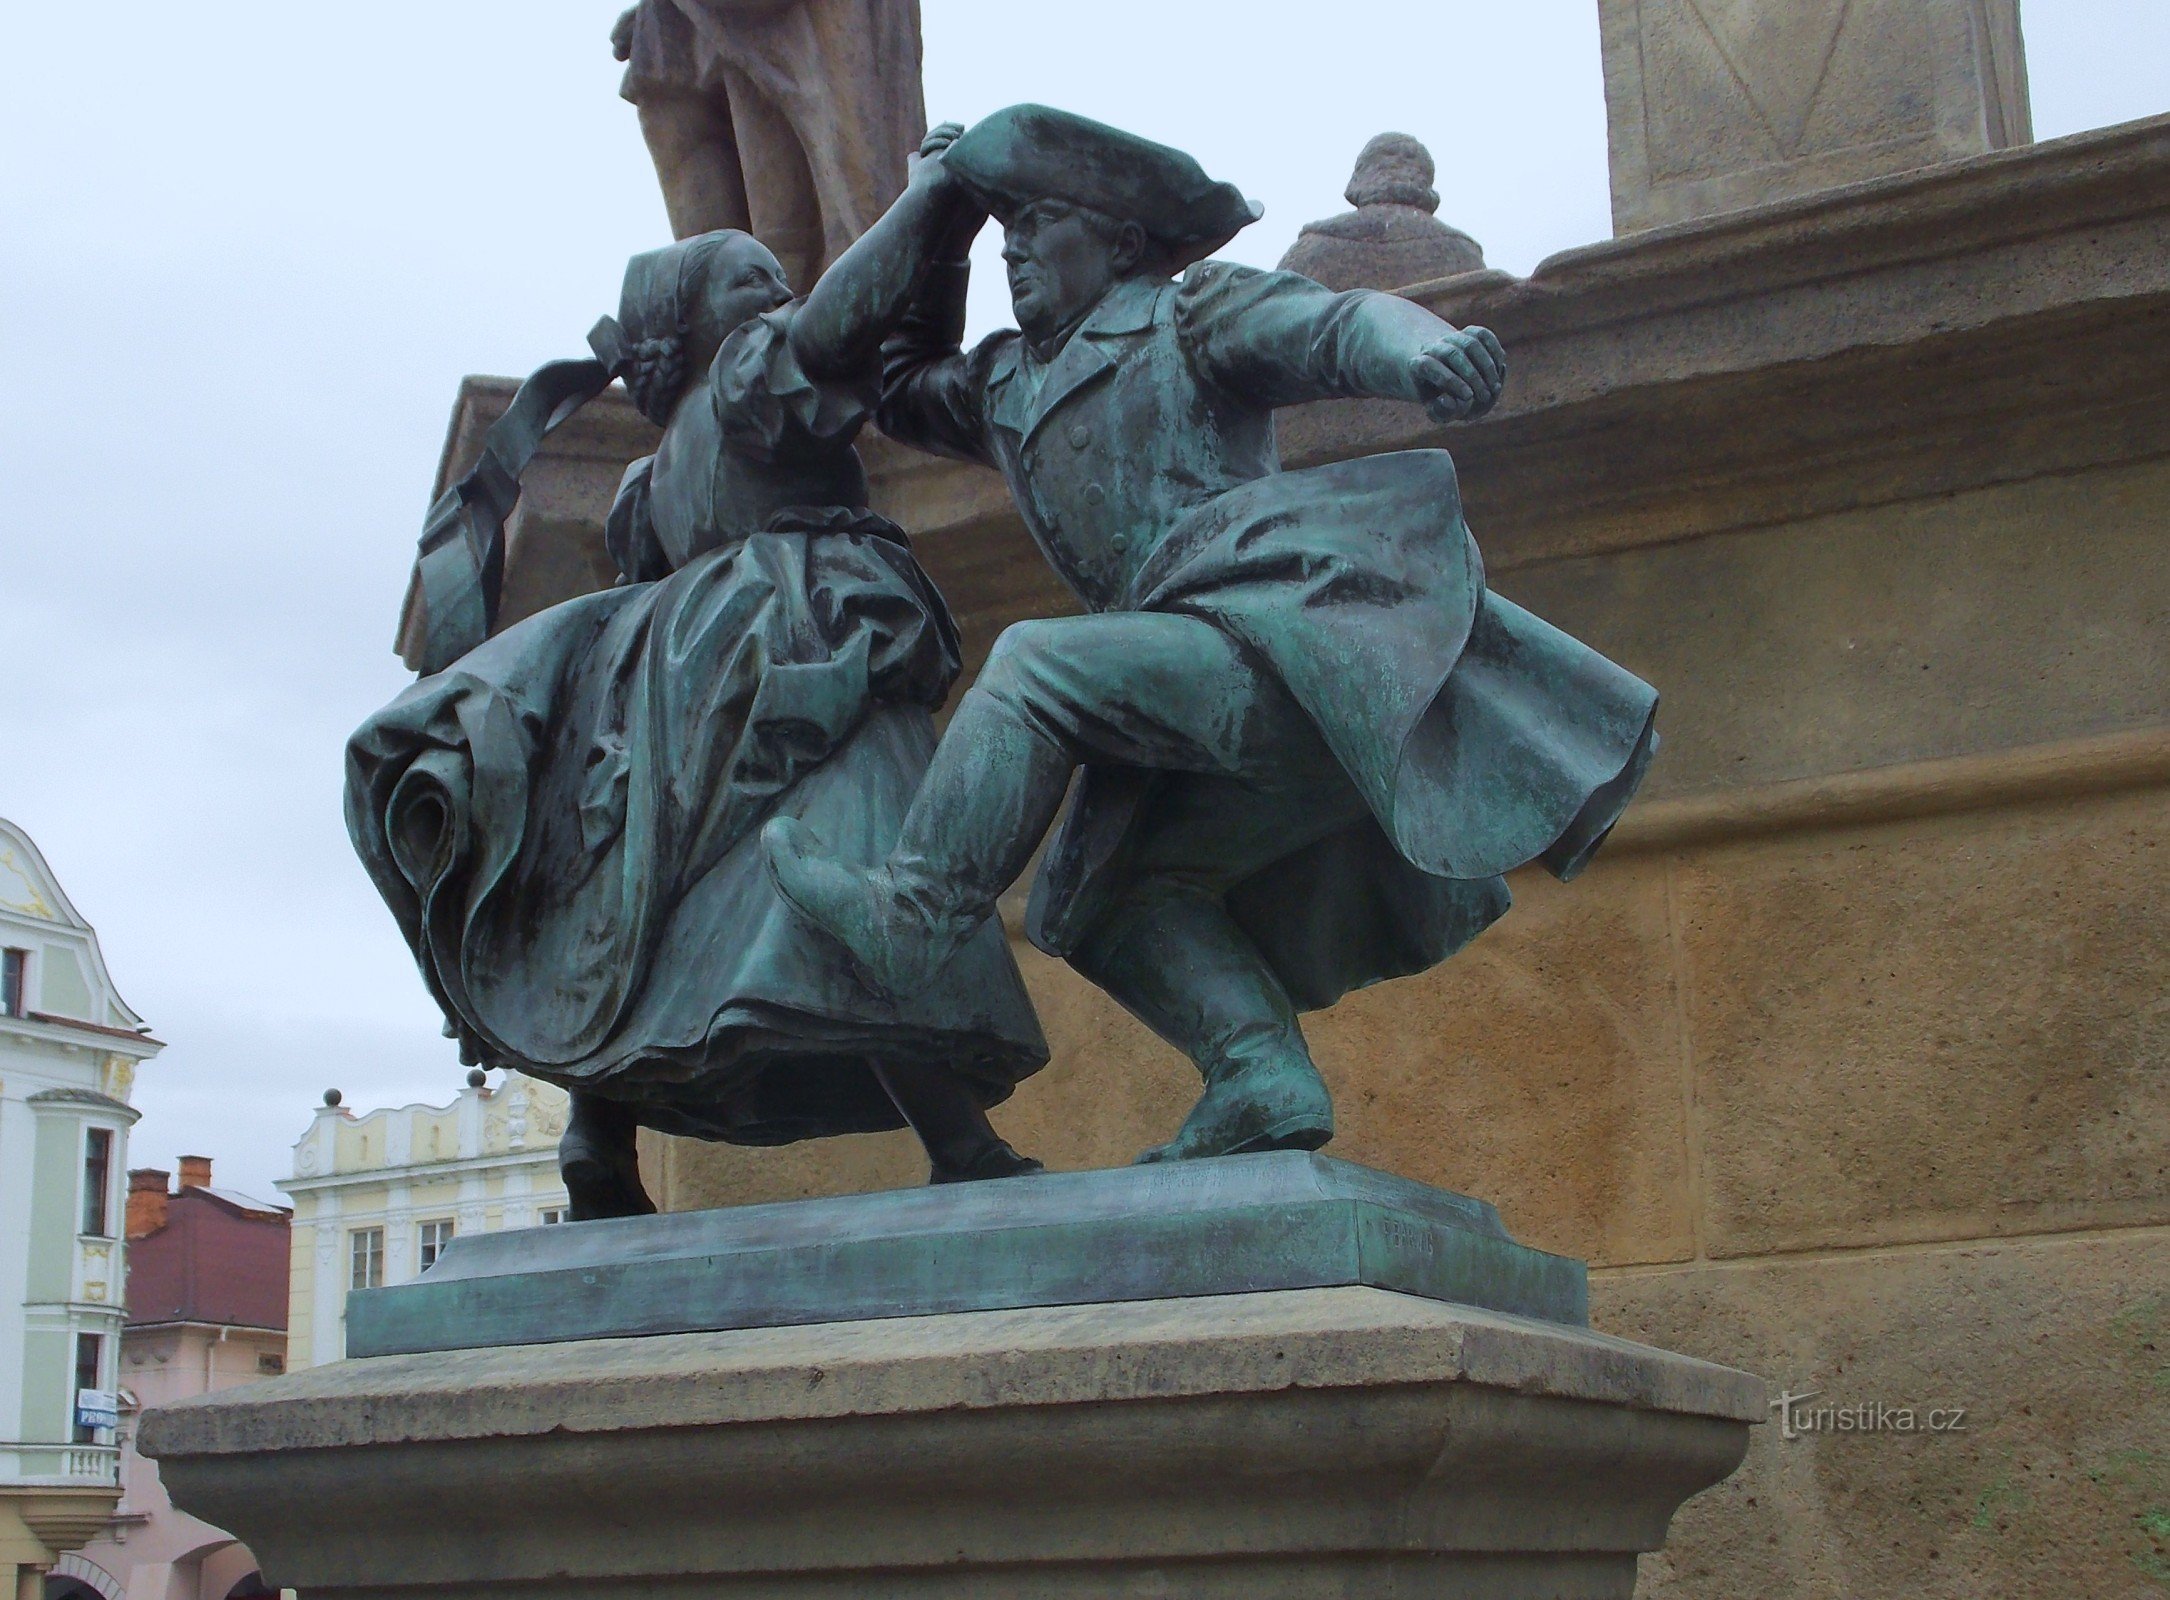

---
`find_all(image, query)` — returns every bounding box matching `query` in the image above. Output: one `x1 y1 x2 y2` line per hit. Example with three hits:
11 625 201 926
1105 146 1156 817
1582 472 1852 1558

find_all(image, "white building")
276 1073 571 1369
0 819 161 1596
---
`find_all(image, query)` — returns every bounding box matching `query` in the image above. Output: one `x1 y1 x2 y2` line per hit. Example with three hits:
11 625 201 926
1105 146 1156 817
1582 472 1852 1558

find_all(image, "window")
81 1127 113 1237
72 1332 103 1444
349 1227 384 1290
1 947 25 1016
417 1218 455 1272
256 1352 285 1376
538 1207 566 1227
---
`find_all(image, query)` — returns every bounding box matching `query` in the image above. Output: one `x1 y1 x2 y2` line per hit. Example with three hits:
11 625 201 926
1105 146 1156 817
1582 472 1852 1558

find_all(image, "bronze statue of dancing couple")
347 106 1657 1219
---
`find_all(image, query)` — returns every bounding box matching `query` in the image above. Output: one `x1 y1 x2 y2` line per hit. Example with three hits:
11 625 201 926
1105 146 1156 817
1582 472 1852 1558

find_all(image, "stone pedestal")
1601 0 2031 232
142 1285 1761 1598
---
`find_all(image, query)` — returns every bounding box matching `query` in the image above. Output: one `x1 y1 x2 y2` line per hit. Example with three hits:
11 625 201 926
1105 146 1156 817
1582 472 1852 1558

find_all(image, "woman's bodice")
641 305 877 571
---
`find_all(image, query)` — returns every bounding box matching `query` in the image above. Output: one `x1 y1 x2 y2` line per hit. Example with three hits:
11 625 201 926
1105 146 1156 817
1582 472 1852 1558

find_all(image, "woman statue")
347 131 1046 1219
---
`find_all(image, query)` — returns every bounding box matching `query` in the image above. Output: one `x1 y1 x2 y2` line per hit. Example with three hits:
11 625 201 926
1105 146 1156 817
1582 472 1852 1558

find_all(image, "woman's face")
689 235 793 351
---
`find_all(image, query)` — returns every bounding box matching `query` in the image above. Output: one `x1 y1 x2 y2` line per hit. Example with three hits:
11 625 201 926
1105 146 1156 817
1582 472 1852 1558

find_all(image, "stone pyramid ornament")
1278 133 1487 292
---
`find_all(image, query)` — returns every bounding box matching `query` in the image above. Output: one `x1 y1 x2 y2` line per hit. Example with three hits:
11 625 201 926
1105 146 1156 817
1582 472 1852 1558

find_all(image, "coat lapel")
1008 279 1166 449
984 342 1033 443
1018 337 1115 448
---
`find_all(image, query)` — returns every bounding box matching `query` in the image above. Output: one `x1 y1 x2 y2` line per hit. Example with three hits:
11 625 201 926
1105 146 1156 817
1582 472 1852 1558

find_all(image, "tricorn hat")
942 104 1262 269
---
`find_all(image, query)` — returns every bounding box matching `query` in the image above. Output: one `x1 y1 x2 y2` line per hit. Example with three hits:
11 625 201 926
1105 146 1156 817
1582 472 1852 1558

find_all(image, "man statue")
765 107 1659 1163
611 0 925 292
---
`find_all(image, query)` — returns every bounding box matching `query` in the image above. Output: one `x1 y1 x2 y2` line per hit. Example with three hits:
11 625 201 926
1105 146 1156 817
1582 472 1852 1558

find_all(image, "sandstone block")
1601 0 2031 233
1596 1228 2170 1599
1676 785 2170 1256
144 1287 1762 1599
1309 854 1693 1267
1496 457 2170 803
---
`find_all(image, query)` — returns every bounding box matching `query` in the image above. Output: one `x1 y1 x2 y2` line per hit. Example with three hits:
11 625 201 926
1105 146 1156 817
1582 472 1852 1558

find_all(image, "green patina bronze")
345 1152 1589 1356
764 106 1658 1165
347 105 1659 1223
347 133 1051 1219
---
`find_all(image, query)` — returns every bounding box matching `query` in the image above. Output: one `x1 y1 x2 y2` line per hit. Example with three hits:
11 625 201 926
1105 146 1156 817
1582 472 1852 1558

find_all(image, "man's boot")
762 687 1072 998
1071 885 1335 1163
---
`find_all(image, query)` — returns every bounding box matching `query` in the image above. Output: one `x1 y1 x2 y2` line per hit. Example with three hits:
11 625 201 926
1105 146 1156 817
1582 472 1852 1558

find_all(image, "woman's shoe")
559 1094 658 1220
929 1140 1046 1185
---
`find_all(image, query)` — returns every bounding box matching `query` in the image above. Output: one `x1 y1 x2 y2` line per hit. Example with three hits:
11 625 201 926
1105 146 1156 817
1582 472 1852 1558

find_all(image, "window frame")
1 946 26 1017
72 1330 105 1445
416 1217 455 1273
348 1226 384 1291
80 1126 115 1238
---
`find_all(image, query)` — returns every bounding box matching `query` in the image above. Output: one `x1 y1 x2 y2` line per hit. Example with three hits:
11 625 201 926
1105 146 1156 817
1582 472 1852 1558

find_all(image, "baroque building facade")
52 1160 289 1600
277 1074 570 1370
0 819 161 1595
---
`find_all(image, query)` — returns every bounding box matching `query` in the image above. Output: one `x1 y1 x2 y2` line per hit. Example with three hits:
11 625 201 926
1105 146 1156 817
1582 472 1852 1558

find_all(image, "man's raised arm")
875 240 997 467
1177 262 1507 424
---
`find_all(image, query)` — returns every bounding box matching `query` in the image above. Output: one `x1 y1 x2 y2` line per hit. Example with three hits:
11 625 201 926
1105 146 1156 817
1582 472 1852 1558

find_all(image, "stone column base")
145 1286 1762 1598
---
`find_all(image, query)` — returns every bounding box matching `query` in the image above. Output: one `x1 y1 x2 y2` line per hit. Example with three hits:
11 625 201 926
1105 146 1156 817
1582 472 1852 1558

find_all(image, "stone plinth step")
347 1151 1587 1356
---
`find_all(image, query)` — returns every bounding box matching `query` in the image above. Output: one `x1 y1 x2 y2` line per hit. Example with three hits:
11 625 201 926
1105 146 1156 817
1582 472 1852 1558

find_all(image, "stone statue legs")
635 84 824 291
766 611 1371 1160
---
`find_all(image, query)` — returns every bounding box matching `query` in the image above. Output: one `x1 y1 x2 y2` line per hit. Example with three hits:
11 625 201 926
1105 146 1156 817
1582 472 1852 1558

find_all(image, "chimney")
127 1168 171 1239
177 1155 213 1191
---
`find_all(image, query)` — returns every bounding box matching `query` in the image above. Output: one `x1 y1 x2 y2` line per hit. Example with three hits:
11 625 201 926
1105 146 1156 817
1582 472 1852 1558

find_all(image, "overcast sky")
4 2 2166 1204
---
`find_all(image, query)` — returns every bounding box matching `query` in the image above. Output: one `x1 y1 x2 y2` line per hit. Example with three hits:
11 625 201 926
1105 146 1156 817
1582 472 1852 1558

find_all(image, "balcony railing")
0 1441 122 1487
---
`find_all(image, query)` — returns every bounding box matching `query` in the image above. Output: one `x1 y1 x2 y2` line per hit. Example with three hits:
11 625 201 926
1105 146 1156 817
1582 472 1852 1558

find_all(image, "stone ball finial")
323 1088 343 1107
1346 133 1439 212
466 1068 489 1089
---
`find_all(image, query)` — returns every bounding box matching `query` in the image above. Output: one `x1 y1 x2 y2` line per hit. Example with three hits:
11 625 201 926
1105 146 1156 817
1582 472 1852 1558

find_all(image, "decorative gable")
0 816 149 1032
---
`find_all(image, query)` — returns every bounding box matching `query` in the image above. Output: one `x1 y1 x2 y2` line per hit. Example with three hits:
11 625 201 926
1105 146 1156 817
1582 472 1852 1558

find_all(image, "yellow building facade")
277 1075 569 1371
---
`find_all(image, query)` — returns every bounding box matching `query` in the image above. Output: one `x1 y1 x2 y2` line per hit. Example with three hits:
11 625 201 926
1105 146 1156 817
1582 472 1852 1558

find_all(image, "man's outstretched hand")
1409 326 1507 423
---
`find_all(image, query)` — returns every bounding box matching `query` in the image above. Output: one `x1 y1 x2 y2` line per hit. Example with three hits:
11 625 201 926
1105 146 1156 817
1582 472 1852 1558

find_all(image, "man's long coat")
880 262 1658 1009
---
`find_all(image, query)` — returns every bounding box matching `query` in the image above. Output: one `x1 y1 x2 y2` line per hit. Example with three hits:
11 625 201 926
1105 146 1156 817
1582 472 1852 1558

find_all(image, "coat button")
1067 423 1091 448
1109 531 1130 553
1082 483 1106 507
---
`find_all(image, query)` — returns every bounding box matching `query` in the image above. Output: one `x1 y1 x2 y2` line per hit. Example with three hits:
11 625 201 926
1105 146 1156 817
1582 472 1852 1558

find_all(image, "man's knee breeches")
971 612 1268 774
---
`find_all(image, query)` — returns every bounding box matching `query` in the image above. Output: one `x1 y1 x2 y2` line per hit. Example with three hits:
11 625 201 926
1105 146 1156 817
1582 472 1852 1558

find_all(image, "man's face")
1002 200 1128 345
